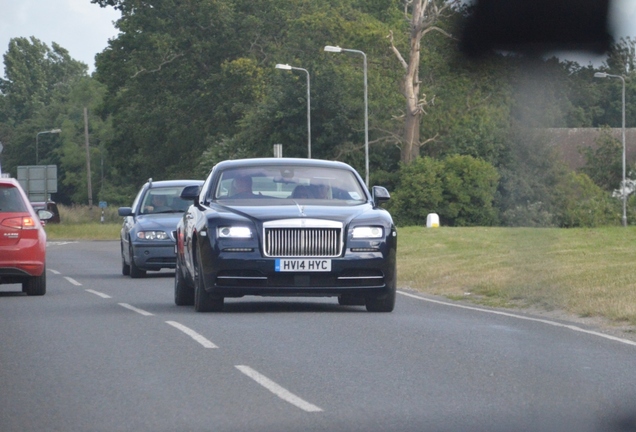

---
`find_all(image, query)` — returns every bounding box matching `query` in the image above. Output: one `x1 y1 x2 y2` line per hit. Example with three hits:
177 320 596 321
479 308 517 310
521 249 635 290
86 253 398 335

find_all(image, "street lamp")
594 72 627 226
324 45 369 186
36 129 62 165
276 63 311 158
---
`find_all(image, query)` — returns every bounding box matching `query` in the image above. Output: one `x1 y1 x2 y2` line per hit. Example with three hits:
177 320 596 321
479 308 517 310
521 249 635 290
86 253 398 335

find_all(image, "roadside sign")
17 165 58 201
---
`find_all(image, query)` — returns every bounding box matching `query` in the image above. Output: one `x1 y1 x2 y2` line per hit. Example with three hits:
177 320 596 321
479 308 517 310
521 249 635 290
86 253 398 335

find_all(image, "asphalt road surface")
1 241 636 432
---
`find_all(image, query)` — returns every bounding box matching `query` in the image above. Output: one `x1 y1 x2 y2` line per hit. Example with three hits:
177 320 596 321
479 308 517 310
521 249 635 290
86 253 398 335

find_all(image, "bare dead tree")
388 0 456 164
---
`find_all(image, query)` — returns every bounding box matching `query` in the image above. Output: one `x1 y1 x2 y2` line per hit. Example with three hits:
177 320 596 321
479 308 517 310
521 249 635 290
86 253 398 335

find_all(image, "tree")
1 37 87 122
496 126 567 226
387 0 457 164
92 0 402 187
0 36 117 204
579 127 623 192
605 37 636 75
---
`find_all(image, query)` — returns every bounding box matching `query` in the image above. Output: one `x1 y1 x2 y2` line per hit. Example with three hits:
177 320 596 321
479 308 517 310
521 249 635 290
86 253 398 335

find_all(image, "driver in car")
230 176 258 199
145 194 171 213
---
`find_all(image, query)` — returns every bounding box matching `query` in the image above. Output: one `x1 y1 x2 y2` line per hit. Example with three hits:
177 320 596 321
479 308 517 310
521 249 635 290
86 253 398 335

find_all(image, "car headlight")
137 231 169 240
351 226 384 239
217 226 252 238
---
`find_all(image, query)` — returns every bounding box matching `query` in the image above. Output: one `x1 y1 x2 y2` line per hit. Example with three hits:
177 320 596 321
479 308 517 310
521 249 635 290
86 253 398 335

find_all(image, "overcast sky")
0 0 120 76
1 0 636 78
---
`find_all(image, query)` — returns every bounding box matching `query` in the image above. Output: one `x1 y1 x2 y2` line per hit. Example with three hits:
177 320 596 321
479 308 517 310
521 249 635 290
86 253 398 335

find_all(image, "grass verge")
45 223 121 241
44 204 122 240
399 226 636 326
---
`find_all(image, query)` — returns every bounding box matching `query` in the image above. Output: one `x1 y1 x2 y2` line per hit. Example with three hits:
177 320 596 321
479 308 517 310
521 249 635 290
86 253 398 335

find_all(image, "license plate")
275 259 331 272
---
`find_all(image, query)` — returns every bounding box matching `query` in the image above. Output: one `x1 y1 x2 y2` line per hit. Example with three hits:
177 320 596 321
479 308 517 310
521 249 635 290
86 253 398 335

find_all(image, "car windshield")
212 165 366 204
140 186 193 214
0 185 28 212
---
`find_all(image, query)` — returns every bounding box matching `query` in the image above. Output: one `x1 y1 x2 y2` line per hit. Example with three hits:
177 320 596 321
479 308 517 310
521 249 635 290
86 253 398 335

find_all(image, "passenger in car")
291 185 312 198
310 182 330 199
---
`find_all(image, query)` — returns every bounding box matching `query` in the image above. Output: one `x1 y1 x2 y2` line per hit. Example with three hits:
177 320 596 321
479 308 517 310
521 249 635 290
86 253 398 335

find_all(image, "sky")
0 0 120 76
0 0 636 78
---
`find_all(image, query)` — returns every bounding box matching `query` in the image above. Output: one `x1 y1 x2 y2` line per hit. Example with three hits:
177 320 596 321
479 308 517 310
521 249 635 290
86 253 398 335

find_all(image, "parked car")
175 158 397 312
31 200 61 224
118 179 205 278
0 177 53 295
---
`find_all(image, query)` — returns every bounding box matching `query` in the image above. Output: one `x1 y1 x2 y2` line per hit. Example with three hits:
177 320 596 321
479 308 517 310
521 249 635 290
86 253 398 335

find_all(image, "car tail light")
1 216 38 230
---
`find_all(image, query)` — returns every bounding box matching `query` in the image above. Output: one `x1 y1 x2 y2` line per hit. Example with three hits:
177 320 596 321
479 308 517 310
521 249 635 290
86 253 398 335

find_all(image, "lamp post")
36 129 62 165
324 45 369 186
594 72 627 226
276 63 311 158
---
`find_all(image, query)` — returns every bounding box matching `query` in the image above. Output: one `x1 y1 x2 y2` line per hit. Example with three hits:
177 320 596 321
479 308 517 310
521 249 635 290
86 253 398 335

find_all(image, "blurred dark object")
31 201 60 224
460 0 612 58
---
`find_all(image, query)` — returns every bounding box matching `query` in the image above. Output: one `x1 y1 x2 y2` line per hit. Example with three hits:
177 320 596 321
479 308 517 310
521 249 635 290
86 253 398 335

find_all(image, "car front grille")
263 219 343 257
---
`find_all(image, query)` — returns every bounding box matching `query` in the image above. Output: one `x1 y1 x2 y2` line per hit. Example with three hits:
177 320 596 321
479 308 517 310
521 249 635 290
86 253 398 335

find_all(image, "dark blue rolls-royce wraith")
174 158 397 312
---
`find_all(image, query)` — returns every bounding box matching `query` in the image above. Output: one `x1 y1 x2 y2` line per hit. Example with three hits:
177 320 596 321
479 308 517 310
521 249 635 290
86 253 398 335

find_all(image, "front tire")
121 241 130 276
129 243 146 278
193 250 223 312
23 266 46 296
174 258 194 306
365 274 396 313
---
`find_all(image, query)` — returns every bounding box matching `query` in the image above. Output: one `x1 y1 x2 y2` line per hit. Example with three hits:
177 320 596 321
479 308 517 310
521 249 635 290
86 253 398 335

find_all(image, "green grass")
45 222 121 240
399 226 636 326
44 204 122 240
44 206 636 327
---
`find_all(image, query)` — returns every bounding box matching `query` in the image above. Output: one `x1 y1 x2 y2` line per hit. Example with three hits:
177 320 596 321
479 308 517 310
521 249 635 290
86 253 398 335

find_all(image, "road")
1 241 635 432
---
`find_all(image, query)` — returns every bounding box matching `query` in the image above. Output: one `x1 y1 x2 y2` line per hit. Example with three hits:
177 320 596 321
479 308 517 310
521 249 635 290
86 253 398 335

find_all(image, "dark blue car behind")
118 179 204 278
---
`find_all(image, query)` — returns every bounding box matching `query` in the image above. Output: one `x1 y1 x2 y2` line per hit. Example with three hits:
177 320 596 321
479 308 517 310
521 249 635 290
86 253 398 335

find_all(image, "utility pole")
84 107 93 208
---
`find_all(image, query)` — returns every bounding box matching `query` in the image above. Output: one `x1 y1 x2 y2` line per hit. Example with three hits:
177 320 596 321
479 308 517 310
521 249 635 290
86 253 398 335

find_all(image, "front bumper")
200 249 396 298
131 242 177 270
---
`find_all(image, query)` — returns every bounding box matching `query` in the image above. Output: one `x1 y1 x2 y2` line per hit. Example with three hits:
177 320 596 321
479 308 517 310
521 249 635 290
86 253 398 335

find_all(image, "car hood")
212 202 387 227
134 213 184 231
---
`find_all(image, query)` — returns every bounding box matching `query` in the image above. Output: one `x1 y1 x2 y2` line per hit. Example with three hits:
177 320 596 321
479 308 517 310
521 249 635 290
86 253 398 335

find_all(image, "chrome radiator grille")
263 219 343 257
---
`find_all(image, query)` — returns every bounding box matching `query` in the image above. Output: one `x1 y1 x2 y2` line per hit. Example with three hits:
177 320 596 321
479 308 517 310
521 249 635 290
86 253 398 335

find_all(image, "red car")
0 178 52 295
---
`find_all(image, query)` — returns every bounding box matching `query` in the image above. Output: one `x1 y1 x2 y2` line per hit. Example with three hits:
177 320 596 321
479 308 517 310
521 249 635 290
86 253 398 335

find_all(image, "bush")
386 158 443 226
501 202 555 227
579 127 622 192
438 155 500 226
388 155 499 226
496 126 566 227
551 171 620 227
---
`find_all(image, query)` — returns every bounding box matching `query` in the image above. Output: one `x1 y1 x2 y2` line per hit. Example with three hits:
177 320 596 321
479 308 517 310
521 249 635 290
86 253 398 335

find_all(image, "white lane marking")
46 241 78 246
64 277 82 286
85 289 112 299
235 365 323 413
398 291 636 347
118 303 154 316
165 321 218 348
49 269 61 275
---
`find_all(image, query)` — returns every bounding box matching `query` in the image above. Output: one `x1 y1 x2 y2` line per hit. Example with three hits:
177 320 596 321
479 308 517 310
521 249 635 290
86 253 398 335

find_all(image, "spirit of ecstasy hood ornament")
295 202 306 217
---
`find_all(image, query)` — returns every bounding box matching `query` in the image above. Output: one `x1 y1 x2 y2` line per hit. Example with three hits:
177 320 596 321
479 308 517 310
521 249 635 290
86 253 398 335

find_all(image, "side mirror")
372 186 390 207
37 210 54 221
118 207 133 217
180 185 201 202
